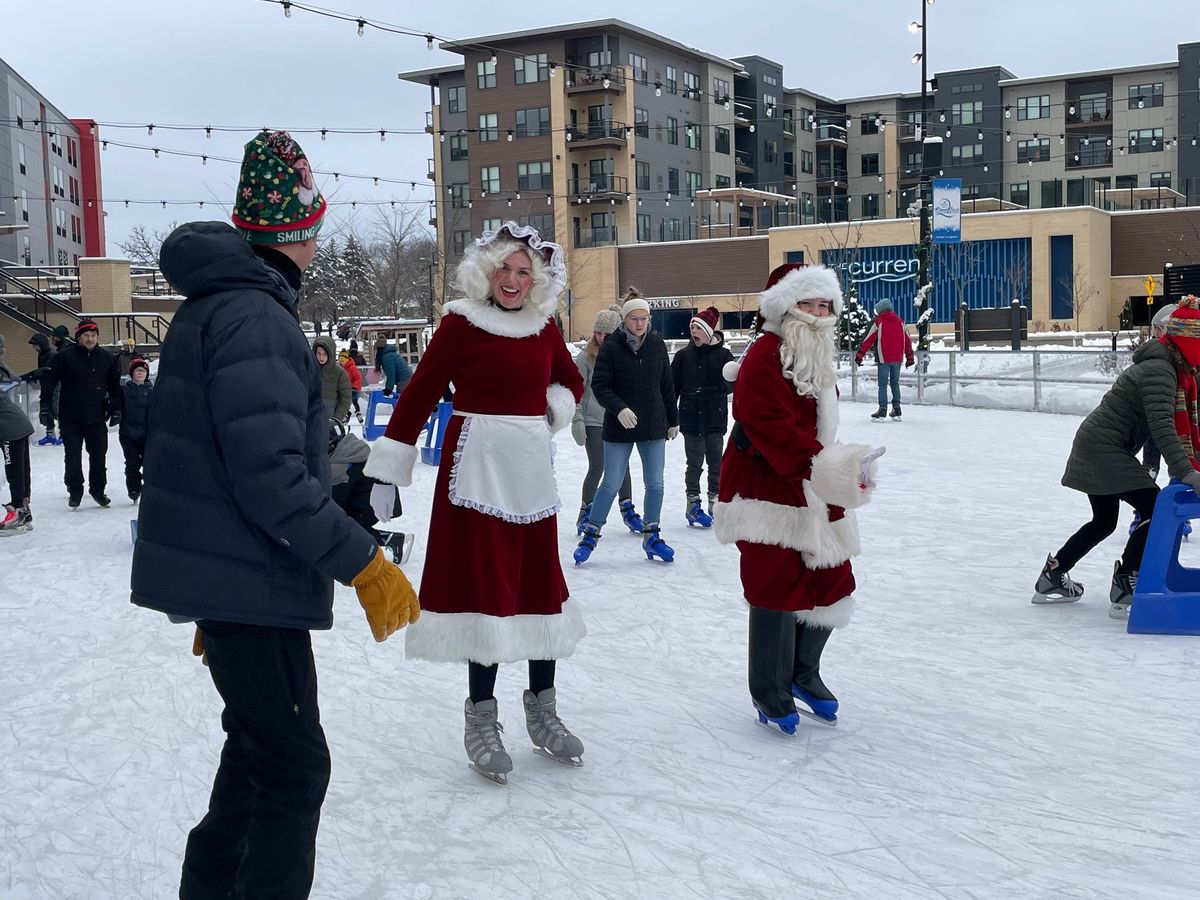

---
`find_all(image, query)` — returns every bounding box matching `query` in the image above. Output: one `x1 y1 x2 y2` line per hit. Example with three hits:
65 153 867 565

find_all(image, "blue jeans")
588 439 666 528
877 362 902 408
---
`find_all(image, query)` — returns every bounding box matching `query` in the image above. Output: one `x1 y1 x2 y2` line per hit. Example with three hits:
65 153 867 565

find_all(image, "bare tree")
936 240 986 310
1061 262 1100 331
117 222 178 266
995 255 1032 310
363 206 433 319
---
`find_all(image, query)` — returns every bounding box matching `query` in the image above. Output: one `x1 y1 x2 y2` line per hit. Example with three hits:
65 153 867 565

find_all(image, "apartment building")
0 57 104 267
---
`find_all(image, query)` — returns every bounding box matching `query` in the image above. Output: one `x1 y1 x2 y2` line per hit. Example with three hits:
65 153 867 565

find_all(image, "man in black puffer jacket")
38 320 121 507
132 130 419 900
23 333 60 445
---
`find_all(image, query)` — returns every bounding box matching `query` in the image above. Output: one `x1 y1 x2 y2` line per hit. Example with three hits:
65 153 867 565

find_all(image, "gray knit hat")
875 298 893 314
591 306 622 334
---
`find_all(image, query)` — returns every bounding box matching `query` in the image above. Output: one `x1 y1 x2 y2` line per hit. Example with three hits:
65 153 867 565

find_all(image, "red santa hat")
690 306 721 341
1164 294 1200 367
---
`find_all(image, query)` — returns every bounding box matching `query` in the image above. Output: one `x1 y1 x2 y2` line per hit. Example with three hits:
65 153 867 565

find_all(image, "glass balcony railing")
568 174 629 195
566 120 628 143
1067 98 1111 125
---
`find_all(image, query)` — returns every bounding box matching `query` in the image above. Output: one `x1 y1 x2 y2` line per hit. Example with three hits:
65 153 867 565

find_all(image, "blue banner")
931 178 962 244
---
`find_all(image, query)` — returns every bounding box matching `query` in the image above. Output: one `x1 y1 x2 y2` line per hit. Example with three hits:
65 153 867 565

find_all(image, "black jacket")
592 326 677 443
671 333 734 435
119 380 154 441
130 222 378 630
0 389 33 442
23 334 55 381
39 341 121 426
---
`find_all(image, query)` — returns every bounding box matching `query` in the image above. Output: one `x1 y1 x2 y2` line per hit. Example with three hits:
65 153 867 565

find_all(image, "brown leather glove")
192 627 208 667
352 546 420 642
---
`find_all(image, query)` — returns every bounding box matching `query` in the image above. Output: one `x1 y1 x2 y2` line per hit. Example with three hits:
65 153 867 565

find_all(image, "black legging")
468 660 556 702
1056 486 1159 574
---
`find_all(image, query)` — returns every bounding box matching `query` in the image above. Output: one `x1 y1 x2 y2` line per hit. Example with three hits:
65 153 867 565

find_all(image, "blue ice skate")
619 499 644 534
37 433 58 446
574 523 601 566
791 684 838 725
575 502 592 537
641 524 674 562
1130 512 1190 541
755 706 800 736
685 497 713 528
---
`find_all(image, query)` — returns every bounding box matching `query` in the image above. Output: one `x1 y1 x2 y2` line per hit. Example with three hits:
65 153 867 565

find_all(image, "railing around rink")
838 348 1135 416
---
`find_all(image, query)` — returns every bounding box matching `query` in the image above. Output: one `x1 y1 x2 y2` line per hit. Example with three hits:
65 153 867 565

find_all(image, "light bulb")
153 148 159 158
749 124 755 133
321 128 328 140
1069 104 1076 115
205 126 212 139
147 124 154 135
1004 106 1011 118
1137 97 1145 109
516 192 521 199
507 199 512 207
725 99 731 110
439 132 445 142
201 155 207 165
506 131 513 142
549 63 556 78
978 130 984 141
282 0 291 16
490 52 497 65
911 52 922 65
603 78 611 89
379 130 386 141
1005 132 1011 142
655 82 662 97
358 19 366 37
1059 134 1064 144
908 20 920 33
939 112 946 123
546 195 552 206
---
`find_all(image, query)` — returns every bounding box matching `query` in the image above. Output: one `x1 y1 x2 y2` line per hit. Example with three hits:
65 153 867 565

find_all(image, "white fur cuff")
794 595 856 630
363 436 420 487
546 384 576 434
809 442 872 510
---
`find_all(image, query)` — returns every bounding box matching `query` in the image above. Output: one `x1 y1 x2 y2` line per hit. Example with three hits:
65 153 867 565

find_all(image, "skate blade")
0 527 31 536
1030 591 1082 605
468 764 508 785
1108 604 1131 620
533 747 584 767
755 710 799 736
797 707 838 727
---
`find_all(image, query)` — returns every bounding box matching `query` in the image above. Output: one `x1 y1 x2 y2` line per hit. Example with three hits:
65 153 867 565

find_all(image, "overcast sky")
6 0 1196 254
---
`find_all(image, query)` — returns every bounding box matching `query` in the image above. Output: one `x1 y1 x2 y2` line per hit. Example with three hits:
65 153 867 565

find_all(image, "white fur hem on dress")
404 598 586 665
362 436 419 487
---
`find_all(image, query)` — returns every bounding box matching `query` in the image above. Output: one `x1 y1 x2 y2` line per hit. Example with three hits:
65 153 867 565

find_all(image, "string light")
356 18 365 36
425 33 434 49
147 124 154 135
282 0 292 15
379 129 386 141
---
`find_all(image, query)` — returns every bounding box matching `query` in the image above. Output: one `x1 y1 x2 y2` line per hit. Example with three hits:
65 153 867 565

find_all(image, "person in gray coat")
1034 301 1200 619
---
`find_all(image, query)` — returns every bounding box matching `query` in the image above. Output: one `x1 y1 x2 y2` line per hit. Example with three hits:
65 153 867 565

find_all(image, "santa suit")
365 294 584 665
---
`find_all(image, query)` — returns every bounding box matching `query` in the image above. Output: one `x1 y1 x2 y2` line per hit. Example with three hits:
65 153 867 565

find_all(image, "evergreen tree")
836 286 872 354
340 234 380 316
299 237 346 333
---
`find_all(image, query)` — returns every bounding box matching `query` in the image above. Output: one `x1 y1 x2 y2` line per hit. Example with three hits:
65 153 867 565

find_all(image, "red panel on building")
70 118 105 257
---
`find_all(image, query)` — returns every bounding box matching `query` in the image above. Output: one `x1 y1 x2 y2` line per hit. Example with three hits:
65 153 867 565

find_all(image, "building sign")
647 298 681 309
932 177 963 244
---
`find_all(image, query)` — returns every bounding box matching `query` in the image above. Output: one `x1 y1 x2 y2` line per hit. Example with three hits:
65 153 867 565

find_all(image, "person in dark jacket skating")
23 333 61 445
671 306 734 528
374 338 413 396
38 320 121 507
0 387 34 534
328 418 414 564
312 335 351 421
131 130 420 900
119 357 154 502
575 289 679 564
855 298 914 419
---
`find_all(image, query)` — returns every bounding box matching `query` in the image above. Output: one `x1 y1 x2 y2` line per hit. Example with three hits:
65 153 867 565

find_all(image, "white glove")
667 426 679 440
617 408 638 429
370 482 398 523
858 446 886 489
571 419 586 447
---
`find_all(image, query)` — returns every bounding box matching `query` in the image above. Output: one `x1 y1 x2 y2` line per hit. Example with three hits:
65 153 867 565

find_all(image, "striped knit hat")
1164 295 1200 366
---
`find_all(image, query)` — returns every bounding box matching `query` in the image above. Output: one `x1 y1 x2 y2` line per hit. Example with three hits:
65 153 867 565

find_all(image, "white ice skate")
464 698 513 785
523 688 584 767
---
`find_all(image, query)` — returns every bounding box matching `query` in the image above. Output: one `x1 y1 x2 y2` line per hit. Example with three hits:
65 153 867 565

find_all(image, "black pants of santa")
181 621 331 900
119 435 146 496
2 436 31 507
748 607 799 719
60 420 107 498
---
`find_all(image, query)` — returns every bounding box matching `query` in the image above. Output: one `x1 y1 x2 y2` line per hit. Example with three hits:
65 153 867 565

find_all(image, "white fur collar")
442 296 554 339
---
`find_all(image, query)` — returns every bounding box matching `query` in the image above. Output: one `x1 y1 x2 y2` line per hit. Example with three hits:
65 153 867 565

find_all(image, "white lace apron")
448 410 560 523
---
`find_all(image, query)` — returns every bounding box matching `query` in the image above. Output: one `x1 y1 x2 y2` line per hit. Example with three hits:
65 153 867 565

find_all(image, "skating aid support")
1128 483 1200 635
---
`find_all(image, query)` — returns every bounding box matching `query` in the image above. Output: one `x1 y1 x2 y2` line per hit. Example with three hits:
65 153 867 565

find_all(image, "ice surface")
3 403 1200 898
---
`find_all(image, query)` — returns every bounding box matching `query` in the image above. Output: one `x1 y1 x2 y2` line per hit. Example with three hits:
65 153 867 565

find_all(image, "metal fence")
1 380 37 422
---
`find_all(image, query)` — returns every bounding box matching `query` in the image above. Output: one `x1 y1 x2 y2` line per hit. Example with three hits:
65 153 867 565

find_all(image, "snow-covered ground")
5 403 1200 899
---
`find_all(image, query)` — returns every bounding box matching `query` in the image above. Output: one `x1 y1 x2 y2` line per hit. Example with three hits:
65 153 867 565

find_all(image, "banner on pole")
931 178 962 244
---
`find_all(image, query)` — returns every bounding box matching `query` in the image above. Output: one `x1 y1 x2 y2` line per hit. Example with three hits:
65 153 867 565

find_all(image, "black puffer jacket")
23 333 55 380
38 341 121 425
671 333 734 435
131 222 378 629
0 389 33 442
119 379 154 441
592 325 677 443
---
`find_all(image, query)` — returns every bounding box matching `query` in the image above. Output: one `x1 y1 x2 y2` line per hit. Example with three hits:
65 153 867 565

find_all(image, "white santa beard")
779 311 836 397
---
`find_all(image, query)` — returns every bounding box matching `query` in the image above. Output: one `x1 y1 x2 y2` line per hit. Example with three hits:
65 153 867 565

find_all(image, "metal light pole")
911 0 935 356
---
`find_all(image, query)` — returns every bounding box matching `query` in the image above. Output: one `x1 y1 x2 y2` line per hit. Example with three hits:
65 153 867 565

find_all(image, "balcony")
816 124 847 145
567 120 628 149
565 68 626 95
568 174 629 199
1066 147 1113 169
425 110 434 134
576 226 619 248
898 123 920 142
428 201 437 227
1066 98 1111 127
426 157 435 180
782 114 795 137
735 149 754 173
816 166 848 184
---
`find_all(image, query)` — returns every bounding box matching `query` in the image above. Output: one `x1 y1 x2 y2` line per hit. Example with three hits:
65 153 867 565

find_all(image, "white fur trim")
722 360 741 382
362 436 419 487
809 442 873 510
815 385 839 446
794 595 856 630
759 266 843 324
713 495 860 568
443 297 555 339
404 597 586 665
546 384 576 433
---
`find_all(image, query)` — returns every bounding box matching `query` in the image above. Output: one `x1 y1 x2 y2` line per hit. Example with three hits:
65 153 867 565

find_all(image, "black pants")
683 431 724 499
120 435 146 495
2 437 31 507
181 622 331 900
468 660 556 702
1056 486 1160 574
60 420 107 497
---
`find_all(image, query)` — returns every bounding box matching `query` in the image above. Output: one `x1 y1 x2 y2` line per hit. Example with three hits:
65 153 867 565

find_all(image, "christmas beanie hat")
1165 295 1200 367
232 130 326 245
690 306 721 341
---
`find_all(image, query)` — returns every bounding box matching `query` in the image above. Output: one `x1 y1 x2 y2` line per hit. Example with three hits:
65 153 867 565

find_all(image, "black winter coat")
23 334 55 381
39 341 121 426
0 390 33 442
130 222 378 630
592 326 677 443
119 380 154 441
671 334 734 435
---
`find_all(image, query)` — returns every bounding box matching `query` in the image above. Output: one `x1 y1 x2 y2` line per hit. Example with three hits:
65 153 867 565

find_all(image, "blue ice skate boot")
641 523 674 562
573 523 601 566
685 496 713 528
575 502 592 537
619 499 644 534
37 432 57 446
791 623 838 725
754 706 800 735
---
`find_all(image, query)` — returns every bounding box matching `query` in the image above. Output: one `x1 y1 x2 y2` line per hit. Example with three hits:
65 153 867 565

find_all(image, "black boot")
792 623 838 723
748 607 799 734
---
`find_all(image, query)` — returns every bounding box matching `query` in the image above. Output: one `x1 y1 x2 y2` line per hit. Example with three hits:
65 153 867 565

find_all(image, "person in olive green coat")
313 336 351 421
1034 309 1200 618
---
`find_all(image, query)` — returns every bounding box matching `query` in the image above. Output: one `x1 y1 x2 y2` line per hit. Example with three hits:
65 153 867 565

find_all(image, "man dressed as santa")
715 263 882 734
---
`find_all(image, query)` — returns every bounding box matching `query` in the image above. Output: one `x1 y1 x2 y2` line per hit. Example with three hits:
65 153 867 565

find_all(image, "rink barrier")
421 401 453 467
363 389 398 441
1129 483 1200 636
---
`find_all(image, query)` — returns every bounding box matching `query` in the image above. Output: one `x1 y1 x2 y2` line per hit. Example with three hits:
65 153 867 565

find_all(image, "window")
69 177 78 205
715 175 731 188
517 161 551 191
950 143 984 162
587 50 611 67
52 166 64 197
478 113 498 142
479 166 500 194
1128 82 1164 109
636 161 650 191
515 107 550 138
904 149 922 171
20 189 28 222
450 135 468 160
713 77 730 105
861 153 879 175
665 65 677 94
664 218 683 241
862 194 879 218
476 60 496 89
450 183 470 208
55 207 67 238
1116 174 1138 190
637 214 652 242
634 108 649 138
1010 181 1029 207
517 214 554 240
71 214 81 244
1128 127 1164 153
686 171 701 198
682 71 699 100
1041 179 1062 208
628 53 648 84
453 230 472 255
952 101 983 125
1016 138 1050 163
514 53 548 84
860 116 879 136
667 117 678 145
1017 95 1050 120
685 122 701 150
17 143 25 176
482 218 502 233
447 86 466 113
68 138 79 166
1150 172 1172 188
762 73 778 87
800 107 814 132
763 140 777 163
668 168 679 194
783 151 795 177
715 126 731 155
763 93 777 117
14 95 22 128
951 83 983 94
801 149 814 174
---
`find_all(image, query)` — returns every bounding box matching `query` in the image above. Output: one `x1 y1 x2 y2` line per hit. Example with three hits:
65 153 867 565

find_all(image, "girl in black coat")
119 357 154 502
